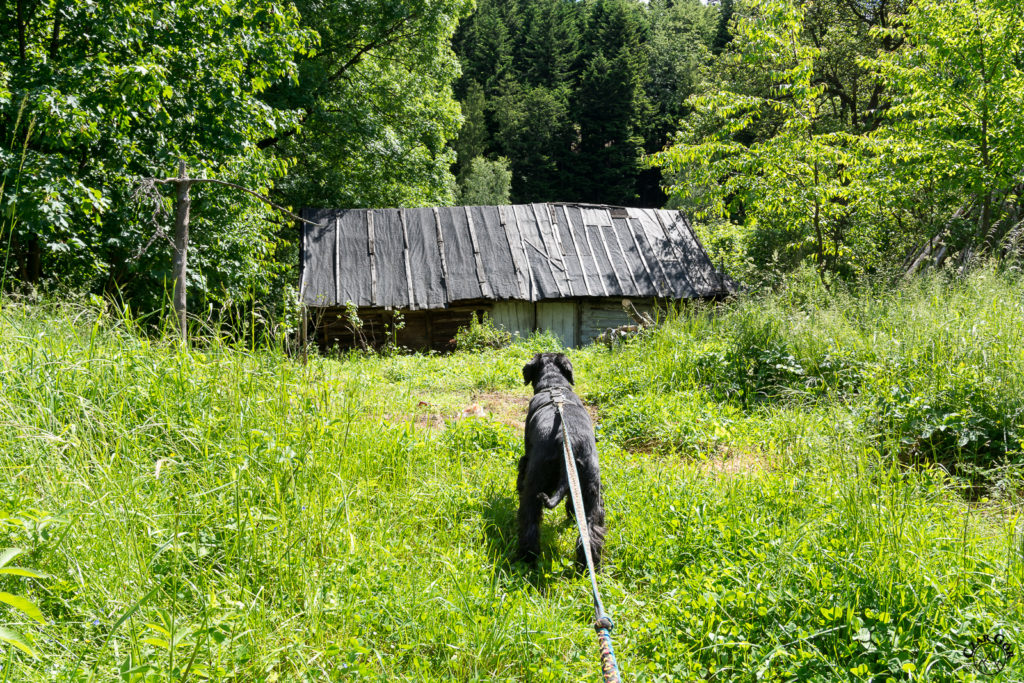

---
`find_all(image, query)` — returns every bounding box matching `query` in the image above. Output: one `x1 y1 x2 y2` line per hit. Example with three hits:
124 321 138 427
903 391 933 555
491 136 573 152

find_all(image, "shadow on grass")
478 490 577 592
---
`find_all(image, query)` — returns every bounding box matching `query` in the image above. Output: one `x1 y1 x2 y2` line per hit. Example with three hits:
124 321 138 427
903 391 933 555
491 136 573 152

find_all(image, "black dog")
518 352 605 570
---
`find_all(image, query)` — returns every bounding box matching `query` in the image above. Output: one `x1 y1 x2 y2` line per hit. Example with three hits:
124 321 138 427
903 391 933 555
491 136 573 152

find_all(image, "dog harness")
547 387 622 683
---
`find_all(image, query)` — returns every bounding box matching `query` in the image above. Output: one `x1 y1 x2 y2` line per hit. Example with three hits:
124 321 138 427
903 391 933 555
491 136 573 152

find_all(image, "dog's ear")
555 354 574 385
522 355 541 386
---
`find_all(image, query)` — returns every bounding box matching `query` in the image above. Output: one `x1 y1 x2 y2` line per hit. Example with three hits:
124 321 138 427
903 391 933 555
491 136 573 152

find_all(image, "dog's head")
522 352 574 389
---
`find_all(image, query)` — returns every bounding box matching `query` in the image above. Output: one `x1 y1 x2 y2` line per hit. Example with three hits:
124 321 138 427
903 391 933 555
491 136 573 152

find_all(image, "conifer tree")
712 0 736 54
520 0 580 88
571 0 650 204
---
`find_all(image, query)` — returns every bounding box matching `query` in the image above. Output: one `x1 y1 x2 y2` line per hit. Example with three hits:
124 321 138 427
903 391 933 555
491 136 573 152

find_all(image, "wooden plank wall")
313 305 490 352
537 302 578 347
491 301 534 340
492 300 580 347
580 300 656 345
312 297 660 351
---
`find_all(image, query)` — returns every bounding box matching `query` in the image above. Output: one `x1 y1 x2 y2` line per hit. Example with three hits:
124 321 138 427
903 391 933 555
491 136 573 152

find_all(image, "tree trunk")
26 236 41 283
812 161 824 273
49 2 63 60
980 190 994 253
16 0 27 60
975 10 994 254
172 160 191 342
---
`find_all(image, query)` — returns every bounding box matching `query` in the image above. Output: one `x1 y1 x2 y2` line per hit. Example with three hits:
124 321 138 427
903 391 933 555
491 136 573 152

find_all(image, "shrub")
457 156 512 206
453 313 513 352
866 374 1024 484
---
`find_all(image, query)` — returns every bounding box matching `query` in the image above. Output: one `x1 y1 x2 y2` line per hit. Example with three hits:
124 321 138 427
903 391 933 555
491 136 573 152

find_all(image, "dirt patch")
413 409 447 431
393 390 600 434
469 391 531 430
701 446 771 475
386 392 531 433
468 391 600 431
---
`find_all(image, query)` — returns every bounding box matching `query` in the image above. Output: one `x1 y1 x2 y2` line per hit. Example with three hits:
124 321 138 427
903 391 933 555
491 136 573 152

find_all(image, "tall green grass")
591 270 1024 482
0 270 1022 681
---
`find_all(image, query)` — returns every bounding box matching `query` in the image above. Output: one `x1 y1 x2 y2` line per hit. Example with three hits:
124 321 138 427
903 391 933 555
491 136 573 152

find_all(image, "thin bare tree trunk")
299 305 308 365
980 190 993 252
49 2 63 60
813 162 824 273
903 202 973 276
139 169 310 346
172 160 192 342
974 1 994 254
16 0 27 60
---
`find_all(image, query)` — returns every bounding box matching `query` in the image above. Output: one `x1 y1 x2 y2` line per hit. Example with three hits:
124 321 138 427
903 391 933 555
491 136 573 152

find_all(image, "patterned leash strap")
596 616 621 683
551 389 623 683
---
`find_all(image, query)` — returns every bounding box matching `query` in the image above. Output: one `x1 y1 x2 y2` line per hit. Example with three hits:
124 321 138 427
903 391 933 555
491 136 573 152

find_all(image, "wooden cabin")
299 203 735 351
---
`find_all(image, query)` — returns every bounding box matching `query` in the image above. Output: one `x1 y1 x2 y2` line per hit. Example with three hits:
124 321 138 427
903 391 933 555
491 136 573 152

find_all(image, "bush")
865 369 1024 485
453 313 513 352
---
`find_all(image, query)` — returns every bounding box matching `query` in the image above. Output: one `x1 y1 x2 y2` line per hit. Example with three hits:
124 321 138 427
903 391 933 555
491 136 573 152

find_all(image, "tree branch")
145 177 315 224
257 16 422 150
326 18 418 84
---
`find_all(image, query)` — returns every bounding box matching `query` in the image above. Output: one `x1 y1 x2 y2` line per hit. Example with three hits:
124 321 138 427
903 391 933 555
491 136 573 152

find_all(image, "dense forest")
1 0 1022 318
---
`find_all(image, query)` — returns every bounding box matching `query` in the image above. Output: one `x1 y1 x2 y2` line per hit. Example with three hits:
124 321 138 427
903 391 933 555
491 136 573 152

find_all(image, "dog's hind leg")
538 475 568 509
517 495 543 563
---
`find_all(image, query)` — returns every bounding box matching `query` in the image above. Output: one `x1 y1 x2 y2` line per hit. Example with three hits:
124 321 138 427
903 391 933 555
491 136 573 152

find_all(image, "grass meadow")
1 268 1023 681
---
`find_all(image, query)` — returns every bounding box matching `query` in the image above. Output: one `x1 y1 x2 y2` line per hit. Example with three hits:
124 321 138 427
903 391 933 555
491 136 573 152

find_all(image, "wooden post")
299 305 308 365
171 160 192 343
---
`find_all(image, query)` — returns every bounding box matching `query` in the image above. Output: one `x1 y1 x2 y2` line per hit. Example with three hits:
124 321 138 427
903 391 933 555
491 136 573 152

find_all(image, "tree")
519 0 580 89
642 0 717 205
493 83 574 202
453 81 490 181
571 0 650 204
645 0 716 144
804 0 906 135
0 0 311 304
267 0 470 211
712 0 736 55
651 0 865 275
453 0 683 205
866 0 1024 259
458 156 512 205
452 0 517 98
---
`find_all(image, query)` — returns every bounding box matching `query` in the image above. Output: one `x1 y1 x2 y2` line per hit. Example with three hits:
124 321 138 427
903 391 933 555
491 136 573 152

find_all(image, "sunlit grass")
1 269 1022 681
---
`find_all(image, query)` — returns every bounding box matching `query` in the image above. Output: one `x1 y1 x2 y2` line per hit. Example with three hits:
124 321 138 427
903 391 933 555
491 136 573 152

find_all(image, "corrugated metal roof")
300 203 735 309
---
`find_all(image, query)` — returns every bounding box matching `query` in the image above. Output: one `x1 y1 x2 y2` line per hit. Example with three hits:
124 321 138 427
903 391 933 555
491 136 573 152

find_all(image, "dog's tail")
537 478 569 509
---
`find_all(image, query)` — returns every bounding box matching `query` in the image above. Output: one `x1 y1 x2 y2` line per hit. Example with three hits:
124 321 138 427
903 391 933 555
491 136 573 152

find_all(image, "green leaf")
142 637 171 650
145 622 172 638
0 626 36 658
0 548 23 569
0 567 47 579
0 592 46 625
